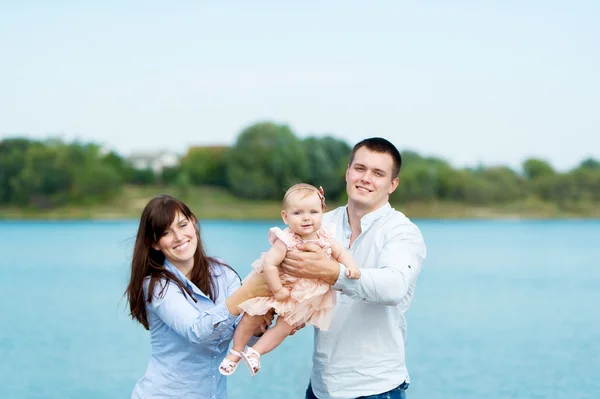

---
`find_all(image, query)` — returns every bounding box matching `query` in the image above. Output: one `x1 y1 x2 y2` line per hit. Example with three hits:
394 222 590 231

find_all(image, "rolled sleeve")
149 282 238 344
205 302 238 336
332 264 350 291
333 226 426 305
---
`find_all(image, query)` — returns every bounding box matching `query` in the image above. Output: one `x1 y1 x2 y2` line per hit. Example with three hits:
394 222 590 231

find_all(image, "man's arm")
281 225 426 306
336 226 425 305
331 241 361 279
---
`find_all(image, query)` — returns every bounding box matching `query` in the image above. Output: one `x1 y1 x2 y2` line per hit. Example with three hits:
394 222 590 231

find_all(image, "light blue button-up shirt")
131 260 241 399
311 203 426 399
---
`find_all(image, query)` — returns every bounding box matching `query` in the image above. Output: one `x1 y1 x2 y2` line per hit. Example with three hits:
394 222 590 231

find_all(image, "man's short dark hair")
349 137 402 178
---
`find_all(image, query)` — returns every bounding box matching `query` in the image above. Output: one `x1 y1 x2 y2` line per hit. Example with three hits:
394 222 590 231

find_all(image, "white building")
128 151 180 173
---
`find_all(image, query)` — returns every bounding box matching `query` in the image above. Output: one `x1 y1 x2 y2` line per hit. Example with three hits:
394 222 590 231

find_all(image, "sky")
1 1 599 171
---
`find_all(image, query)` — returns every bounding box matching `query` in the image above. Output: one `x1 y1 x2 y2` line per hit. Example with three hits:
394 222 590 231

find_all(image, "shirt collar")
344 202 392 232
163 260 209 299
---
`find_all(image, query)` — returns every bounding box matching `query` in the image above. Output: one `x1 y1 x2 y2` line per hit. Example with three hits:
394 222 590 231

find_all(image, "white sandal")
240 347 261 377
218 348 242 376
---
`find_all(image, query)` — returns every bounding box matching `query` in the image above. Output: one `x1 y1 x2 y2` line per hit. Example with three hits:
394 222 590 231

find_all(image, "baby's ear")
281 210 288 224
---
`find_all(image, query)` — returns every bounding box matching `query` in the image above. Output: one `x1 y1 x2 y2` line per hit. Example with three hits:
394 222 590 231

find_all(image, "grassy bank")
1 185 598 220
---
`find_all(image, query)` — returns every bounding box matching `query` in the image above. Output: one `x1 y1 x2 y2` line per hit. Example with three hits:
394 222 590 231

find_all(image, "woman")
125 195 271 398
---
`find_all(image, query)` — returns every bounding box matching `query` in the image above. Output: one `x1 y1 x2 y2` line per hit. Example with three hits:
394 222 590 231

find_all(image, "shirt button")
213 375 216 379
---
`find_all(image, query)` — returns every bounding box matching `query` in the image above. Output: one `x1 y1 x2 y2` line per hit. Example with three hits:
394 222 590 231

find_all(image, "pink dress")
238 225 337 331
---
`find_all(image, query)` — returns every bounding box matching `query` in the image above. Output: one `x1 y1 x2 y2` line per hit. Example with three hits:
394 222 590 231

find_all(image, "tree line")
1 122 599 212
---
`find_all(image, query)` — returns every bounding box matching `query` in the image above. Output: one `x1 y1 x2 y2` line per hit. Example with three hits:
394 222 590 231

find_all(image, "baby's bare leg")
251 316 295 356
226 314 263 361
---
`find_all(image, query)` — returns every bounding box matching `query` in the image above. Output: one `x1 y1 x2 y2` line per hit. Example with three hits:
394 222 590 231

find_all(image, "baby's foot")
241 347 261 376
218 349 242 375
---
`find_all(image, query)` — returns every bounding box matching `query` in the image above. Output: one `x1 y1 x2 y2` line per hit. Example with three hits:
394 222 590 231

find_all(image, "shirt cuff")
332 263 350 292
205 302 237 334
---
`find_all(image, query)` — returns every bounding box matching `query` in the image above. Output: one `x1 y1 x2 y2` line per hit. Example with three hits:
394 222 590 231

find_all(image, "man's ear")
388 177 399 195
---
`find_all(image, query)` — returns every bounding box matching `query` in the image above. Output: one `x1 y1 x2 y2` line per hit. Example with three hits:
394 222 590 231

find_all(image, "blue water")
1 220 599 399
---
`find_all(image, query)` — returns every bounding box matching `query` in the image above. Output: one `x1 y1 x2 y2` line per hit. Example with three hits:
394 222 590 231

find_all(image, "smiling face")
346 147 399 213
281 190 324 239
154 212 198 271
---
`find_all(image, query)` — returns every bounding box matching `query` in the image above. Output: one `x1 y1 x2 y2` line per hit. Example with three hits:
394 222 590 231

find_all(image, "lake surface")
1 219 599 399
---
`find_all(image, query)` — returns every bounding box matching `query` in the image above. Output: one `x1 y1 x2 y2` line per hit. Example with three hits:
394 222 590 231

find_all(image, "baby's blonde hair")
282 183 327 211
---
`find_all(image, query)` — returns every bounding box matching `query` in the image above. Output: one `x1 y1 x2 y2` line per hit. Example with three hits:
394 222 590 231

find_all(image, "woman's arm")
148 273 270 344
225 271 270 314
226 269 274 343
262 239 289 301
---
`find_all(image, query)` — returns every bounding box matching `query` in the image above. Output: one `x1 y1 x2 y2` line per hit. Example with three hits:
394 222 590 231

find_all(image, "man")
280 137 426 399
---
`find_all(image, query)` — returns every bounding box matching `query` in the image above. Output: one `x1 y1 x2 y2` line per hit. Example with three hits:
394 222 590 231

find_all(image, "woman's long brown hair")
125 195 233 330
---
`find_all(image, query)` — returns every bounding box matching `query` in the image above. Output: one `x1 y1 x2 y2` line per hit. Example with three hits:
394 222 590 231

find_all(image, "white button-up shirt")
311 203 426 399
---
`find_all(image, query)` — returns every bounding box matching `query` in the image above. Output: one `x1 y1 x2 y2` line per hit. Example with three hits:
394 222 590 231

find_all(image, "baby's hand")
346 267 361 279
273 287 291 301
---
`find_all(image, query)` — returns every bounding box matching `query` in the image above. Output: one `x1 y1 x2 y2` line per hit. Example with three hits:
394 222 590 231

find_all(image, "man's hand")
280 242 340 285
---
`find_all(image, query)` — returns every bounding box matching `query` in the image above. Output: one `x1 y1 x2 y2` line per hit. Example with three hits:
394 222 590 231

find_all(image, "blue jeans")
305 381 409 399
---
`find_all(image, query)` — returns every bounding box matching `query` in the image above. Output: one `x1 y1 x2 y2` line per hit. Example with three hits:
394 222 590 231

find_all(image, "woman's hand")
226 273 271 316
243 272 272 298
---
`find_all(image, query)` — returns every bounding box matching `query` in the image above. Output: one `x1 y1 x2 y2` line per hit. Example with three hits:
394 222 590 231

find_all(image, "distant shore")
1 186 599 220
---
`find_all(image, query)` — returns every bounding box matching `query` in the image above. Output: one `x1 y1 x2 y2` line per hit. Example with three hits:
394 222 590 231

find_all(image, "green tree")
7 139 123 207
435 166 469 201
578 157 600 170
302 136 351 200
180 146 228 187
0 138 43 203
161 165 183 185
102 151 135 182
479 166 525 203
70 162 122 203
175 170 192 199
130 168 156 185
522 158 555 180
535 168 600 210
10 142 73 206
394 164 439 202
393 153 450 202
68 143 123 203
226 122 308 199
